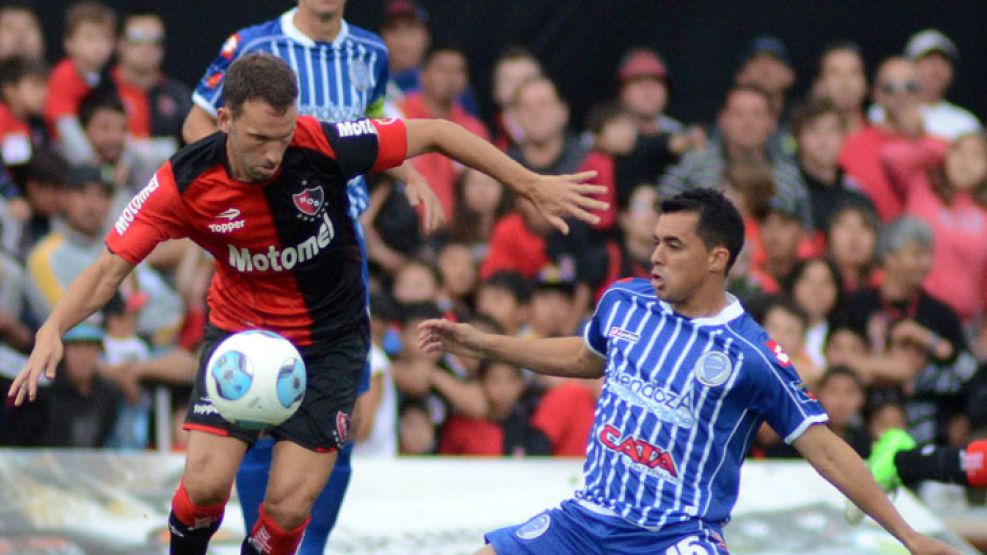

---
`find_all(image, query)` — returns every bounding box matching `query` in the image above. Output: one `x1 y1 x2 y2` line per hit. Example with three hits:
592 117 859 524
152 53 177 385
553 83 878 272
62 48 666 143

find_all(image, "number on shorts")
665 536 715 555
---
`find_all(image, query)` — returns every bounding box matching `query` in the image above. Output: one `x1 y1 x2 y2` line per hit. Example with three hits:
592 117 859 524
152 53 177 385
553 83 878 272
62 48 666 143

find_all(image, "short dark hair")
790 96 846 138
818 40 864 75
781 256 844 315
761 295 809 331
585 102 631 136
24 149 68 185
659 188 745 273
64 1 117 39
398 302 444 326
78 91 126 129
722 84 772 113
0 56 47 89
422 46 466 69
494 45 541 71
480 271 532 304
818 364 863 391
222 54 298 117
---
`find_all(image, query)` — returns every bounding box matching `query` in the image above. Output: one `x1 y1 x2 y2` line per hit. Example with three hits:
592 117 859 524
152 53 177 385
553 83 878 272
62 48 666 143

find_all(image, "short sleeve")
191 32 243 116
749 339 828 444
584 288 620 358
319 118 407 179
105 164 190 265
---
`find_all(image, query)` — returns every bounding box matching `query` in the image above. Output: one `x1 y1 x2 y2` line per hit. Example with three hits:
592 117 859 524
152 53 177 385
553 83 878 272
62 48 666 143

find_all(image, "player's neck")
293 7 342 43
672 285 729 320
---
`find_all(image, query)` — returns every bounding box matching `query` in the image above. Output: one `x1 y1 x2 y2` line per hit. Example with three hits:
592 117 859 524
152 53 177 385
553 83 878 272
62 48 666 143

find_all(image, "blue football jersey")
578 278 828 529
192 8 389 218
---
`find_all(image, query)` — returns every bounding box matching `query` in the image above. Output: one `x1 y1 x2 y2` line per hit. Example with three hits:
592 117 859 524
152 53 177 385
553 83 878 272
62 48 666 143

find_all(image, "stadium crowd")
0 0 985 506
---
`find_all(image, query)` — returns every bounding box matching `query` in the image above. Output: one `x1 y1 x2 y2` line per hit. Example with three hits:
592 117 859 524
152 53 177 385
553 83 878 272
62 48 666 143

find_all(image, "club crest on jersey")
599 424 679 481
293 184 325 219
609 326 640 343
349 59 371 91
765 340 791 367
515 514 551 540
693 351 733 387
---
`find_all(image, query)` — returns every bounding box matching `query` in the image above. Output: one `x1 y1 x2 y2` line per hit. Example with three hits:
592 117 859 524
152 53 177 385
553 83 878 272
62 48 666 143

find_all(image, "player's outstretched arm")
404 119 609 235
418 319 605 379
794 426 960 555
7 249 135 406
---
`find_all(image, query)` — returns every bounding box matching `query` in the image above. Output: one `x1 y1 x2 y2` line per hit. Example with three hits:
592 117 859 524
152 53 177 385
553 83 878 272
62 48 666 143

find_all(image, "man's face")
883 240 933 292
618 77 668 123
482 363 525 417
65 21 115 73
381 18 429 73
298 0 346 19
828 209 876 269
4 74 47 116
63 183 111 237
763 307 805 355
736 53 795 96
476 285 522 334
649 212 723 304
619 186 658 245
118 16 165 76
421 51 468 106
437 244 476 298
824 329 867 367
719 90 774 153
219 99 297 183
63 341 102 385
914 52 953 103
0 8 44 61
85 108 128 164
493 58 540 108
515 80 568 145
759 212 804 265
25 180 62 217
529 289 571 337
797 112 845 170
874 59 920 112
818 49 867 113
817 374 864 429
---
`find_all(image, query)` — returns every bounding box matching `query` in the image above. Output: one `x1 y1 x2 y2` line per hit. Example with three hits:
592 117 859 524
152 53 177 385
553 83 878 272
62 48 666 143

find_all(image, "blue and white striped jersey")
579 278 827 529
192 9 389 218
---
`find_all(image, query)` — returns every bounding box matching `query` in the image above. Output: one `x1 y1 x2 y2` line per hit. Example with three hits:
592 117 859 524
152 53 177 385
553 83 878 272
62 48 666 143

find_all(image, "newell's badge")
694 351 733 387
349 59 371 91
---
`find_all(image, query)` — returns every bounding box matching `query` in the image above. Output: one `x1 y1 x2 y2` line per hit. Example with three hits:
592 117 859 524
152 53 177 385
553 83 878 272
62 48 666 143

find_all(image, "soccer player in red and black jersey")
7 53 607 555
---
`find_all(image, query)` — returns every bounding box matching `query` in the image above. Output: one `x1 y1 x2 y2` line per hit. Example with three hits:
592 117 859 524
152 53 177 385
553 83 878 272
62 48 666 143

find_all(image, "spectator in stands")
436 241 476 314
479 191 554 280
380 0 430 97
398 398 434 454
0 248 32 353
0 3 44 61
474 272 529 337
440 361 549 456
790 96 873 235
659 84 811 227
44 1 118 166
814 41 868 133
448 169 510 258
25 165 183 347
112 7 192 167
736 36 796 120
750 196 806 295
398 47 489 222
842 217 979 445
354 293 400 457
530 376 599 457
882 132 987 323
868 30 981 141
826 202 880 293
579 103 633 230
12 150 67 259
490 46 542 150
580 183 655 301
616 48 683 135
840 56 942 222
508 76 585 176
823 321 869 370
816 365 870 456
391 258 441 307
526 267 576 339
783 257 843 370
80 93 156 200
761 296 821 385
100 291 152 448
42 323 122 448
0 57 51 184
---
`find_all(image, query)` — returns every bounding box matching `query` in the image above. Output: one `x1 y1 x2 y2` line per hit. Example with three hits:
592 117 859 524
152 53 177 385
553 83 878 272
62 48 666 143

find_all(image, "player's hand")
7 323 64 406
523 171 608 235
417 319 485 359
905 534 960 555
403 176 445 234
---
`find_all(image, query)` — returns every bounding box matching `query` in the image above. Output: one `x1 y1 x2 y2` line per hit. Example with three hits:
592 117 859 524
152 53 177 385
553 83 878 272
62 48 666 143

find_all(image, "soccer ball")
205 330 306 430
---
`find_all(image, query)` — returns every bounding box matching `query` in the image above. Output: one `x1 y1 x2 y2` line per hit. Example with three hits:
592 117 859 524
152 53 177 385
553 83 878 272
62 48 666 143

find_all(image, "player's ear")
217 107 233 134
708 245 730 274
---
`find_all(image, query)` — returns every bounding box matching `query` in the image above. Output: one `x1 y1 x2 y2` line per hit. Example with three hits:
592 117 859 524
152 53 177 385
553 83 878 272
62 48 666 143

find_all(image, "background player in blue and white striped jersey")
180 2 441 553
419 189 958 555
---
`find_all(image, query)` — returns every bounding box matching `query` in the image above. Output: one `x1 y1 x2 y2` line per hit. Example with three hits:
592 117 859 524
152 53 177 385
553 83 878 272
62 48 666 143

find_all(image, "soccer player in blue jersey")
419 189 958 555
180 1 440 552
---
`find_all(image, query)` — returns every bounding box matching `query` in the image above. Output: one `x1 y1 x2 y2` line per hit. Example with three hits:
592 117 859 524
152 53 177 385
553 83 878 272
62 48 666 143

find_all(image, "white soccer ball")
204 330 306 430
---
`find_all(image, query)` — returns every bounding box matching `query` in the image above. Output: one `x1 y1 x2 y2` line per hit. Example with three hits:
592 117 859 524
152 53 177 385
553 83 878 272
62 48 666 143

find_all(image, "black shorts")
185 323 369 452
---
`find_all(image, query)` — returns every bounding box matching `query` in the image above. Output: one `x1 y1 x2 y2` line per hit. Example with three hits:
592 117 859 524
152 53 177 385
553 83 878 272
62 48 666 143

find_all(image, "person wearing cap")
42 322 124 447
616 48 683 135
867 29 980 141
736 35 796 120
24 164 183 348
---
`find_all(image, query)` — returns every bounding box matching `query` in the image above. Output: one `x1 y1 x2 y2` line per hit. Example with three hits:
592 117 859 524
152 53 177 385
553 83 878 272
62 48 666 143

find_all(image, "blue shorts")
485 499 730 555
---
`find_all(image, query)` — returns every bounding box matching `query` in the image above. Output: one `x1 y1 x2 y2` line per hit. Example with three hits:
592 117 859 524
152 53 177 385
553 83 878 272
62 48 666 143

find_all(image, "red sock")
244 503 309 555
171 480 227 529
964 439 987 488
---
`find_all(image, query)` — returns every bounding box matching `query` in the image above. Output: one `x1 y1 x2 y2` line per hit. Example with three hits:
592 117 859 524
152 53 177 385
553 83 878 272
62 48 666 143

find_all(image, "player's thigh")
264 440 338 514
484 504 601 555
183 430 248 503
658 532 730 555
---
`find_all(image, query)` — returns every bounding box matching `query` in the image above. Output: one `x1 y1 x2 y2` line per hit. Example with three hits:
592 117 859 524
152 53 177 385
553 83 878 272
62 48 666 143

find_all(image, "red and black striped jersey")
105 116 406 345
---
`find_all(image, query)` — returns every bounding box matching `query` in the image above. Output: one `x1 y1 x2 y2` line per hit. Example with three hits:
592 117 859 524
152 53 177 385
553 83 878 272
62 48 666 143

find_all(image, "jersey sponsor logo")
349 59 371 91
220 33 240 59
599 424 678 481
205 71 224 90
217 208 240 220
335 119 377 138
765 340 791 367
208 220 245 234
610 372 696 427
515 514 551 540
693 350 733 387
115 176 160 235
227 212 335 272
293 186 325 217
609 326 640 343
299 105 365 122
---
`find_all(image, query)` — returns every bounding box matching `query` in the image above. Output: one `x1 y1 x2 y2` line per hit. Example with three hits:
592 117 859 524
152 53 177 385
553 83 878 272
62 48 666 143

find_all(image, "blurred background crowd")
0 0 985 511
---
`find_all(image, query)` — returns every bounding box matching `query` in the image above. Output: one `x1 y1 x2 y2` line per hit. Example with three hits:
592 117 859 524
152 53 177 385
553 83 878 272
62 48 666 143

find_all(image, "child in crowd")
815 365 870 455
101 291 151 449
783 257 844 369
474 271 530 337
354 293 400 457
761 296 822 386
0 57 50 184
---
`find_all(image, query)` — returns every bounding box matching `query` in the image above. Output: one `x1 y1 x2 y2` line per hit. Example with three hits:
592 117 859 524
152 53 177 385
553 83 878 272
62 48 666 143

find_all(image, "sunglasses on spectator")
125 30 164 45
880 80 920 95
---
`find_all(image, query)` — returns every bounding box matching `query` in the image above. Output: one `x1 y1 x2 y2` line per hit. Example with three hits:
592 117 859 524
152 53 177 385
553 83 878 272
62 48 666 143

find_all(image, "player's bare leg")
170 431 248 555
241 440 338 555
473 546 498 555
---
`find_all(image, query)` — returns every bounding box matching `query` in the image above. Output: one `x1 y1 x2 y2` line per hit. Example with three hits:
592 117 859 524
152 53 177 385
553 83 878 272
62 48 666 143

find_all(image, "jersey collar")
281 8 350 48
658 294 744 327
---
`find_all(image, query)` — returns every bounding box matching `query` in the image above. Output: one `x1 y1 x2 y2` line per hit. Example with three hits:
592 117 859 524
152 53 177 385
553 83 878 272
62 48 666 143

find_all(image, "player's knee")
263 490 318 530
183 457 235 506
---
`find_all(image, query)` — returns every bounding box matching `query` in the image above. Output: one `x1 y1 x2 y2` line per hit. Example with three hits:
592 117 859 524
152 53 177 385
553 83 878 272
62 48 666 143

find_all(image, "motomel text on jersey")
115 176 160 235
335 119 377 138
228 212 335 272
